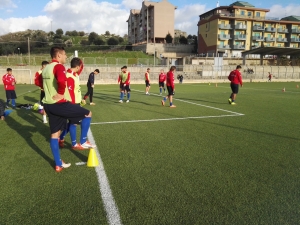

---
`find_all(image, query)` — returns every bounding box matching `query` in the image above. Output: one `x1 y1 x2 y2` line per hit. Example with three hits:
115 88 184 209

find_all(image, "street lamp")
17 47 20 55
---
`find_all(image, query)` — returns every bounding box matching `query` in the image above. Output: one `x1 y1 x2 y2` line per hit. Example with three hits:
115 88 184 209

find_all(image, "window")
221 21 225 25
241 11 245 15
256 12 260 17
267 34 271 38
248 12 252 16
254 32 260 36
220 31 225 34
220 41 225 46
278 44 281 47
278 34 282 38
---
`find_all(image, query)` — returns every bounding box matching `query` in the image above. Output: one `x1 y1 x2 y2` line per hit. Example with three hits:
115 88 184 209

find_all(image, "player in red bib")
228 65 243 105
161 66 176 108
2 68 17 109
158 69 166 95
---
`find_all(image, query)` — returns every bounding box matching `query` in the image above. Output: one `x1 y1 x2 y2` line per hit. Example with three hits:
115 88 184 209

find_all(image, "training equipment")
32 103 39 111
297 85 299 88
282 87 285 92
87 148 99 167
209 83 211 85
215 83 218 87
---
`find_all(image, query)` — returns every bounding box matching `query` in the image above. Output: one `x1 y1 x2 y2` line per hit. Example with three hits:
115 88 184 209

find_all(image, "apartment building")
127 0 177 44
197 1 300 57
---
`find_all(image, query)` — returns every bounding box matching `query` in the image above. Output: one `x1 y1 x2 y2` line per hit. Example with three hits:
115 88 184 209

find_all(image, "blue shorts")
44 102 90 134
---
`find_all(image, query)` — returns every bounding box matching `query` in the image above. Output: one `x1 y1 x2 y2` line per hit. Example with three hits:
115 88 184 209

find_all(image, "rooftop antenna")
217 1 219 7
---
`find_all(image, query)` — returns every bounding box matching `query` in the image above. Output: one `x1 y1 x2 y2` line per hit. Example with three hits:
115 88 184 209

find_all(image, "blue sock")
170 102 173 106
11 99 16 107
69 124 77 146
120 92 124 100
3 110 13 117
60 129 68 140
232 100 235 102
159 87 162 93
163 97 167 102
80 117 91 144
50 138 62 166
6 99 10 105
127 92 131 100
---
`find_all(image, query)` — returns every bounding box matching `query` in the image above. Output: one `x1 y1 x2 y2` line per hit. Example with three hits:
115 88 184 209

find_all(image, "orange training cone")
297 85 299 88
282 87 285 92
215 83 218 87
87 148 99 167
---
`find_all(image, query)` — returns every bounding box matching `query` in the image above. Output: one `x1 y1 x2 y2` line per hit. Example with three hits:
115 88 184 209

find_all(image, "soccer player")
2 68 17 109
41 46 92 172
161 66 176 108
118 66 131 103
34 61 49 123
145 68 151 95
0 99 13 120
59 57 94 150
82 69 99 105
228 65 243 105
158 69 166 95
268 72 272 82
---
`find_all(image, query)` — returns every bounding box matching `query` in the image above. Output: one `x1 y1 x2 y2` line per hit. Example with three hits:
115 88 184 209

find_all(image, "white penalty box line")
90 89 244 125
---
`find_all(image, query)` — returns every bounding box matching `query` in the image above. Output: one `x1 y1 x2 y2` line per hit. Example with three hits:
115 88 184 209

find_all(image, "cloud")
267 4 300 18
43 0 129 35
0 16 50 34
121 0 142 10
175 4 207 35
0 0 17 9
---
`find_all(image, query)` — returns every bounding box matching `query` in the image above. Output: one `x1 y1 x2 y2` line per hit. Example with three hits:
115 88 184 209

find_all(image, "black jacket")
87 72 95 86
0 99 5 116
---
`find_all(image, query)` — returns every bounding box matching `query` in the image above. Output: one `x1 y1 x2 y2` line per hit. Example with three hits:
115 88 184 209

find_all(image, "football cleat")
59 140 64 148
55 160 71 172
231 102 236 105
72 143 89 150
81 141 95 148
126 100 129 103
170 105 176 108
161 100 165 106
119 100 123 103
228 98 232 104
90 102 96 105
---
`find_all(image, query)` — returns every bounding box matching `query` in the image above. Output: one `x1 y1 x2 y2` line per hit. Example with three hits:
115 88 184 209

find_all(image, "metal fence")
0 56 161 67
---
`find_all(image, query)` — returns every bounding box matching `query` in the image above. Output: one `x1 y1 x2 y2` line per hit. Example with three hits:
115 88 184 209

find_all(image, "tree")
78 31 85 36
174 36 180 44
71 30 78 36
65 31 72 36
48 31 55 38
107 37 119 45
187 34 193 39
80 40 90 46
105 31 110 36
179 36 188 44
65 40 73 47
35 36 49 47
55 28 64 38
165 32 173 43
88 32 99 44
118 37 124 43
94 37 105 45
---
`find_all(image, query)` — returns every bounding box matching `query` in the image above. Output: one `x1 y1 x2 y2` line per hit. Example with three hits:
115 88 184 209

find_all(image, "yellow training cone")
215 83 218 87
87 148 99 167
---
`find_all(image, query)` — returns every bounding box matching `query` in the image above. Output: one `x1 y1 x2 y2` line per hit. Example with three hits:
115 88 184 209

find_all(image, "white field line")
186 83 300 93
91 114 243 125
131 89 244 116
87 129 122 225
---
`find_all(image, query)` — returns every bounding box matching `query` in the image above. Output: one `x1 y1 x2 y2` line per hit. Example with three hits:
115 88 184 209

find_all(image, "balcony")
234 24 247 30
265 37 276 42
265 27 276 32
252 36 264 41
218 45 230 49
291 28 300 33
291 38 300 42
276 38 287 42
253 25 264 31
234 35 247 40
277 28 288 33
233 45 245 49
218 24 232 29
218 34 231 40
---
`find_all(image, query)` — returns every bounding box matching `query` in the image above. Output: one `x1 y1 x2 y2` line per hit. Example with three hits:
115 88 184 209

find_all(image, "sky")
0 0 300 36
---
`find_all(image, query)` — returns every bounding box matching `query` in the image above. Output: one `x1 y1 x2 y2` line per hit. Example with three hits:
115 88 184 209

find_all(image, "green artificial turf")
0 82 300 224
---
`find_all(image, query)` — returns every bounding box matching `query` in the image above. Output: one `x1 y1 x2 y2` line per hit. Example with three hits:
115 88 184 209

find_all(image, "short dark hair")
236 65 242 69
170 66 176 71
147 68 150 70
94 69 100 73
70 57 82 68
42 61 49 66
121 66 127 69
50 46 65 59
7 68 12 72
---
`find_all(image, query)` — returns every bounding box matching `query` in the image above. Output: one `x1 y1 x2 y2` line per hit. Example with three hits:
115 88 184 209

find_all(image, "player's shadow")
61 140 88 162
175 97 229 105
5 110 54 167
23 95 40 103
